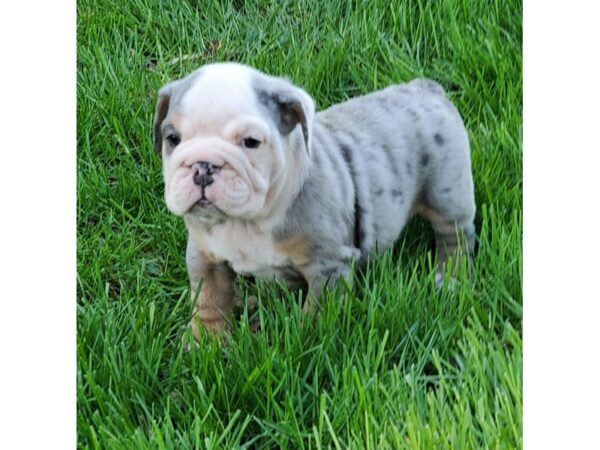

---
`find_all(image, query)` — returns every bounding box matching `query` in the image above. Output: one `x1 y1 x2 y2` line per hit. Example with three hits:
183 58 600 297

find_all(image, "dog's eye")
242 137 261 149
165 134 181 147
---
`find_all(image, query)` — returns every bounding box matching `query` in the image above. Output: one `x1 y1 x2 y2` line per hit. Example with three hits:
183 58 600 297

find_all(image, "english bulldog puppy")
152 63 476 337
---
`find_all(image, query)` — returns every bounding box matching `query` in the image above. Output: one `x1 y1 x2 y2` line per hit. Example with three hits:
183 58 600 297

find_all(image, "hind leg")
416 115 476 285
414 144 476 286
405 110 476 285
416 202 475 285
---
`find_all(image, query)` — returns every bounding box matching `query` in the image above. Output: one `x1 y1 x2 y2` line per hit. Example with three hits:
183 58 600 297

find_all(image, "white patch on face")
181 63 257 126
162 64 283 219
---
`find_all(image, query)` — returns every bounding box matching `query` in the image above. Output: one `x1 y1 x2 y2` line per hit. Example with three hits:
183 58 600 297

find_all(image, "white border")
1 0 599 447
0 2 76 448
524 1 600 448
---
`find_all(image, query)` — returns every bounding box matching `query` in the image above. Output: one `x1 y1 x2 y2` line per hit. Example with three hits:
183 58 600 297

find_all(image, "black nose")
198 162 220 175
193 171 213 188
192 161 220 188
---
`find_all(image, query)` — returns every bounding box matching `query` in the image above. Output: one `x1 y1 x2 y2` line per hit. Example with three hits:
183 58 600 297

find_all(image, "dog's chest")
195 223 299 280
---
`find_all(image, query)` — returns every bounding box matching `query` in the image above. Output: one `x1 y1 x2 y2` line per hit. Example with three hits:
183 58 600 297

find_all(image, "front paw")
302 293 320 316
189 309 230 340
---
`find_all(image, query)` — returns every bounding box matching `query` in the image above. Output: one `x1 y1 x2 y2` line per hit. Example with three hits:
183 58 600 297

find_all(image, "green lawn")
77 0 522 448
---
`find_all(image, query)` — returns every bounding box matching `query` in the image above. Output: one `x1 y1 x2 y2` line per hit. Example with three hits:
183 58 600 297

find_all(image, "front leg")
299 261 352 315
186 237 237 338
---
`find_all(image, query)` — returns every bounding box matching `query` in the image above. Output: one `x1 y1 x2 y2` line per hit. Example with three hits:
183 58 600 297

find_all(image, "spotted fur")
153 63 476 333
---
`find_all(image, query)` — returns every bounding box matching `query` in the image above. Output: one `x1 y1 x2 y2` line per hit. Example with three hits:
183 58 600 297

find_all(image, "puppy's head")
153 63 315 222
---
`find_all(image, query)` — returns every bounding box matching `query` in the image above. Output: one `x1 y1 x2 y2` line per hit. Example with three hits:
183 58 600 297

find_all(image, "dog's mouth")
196 196 212 207
187 197 227 222
190 197 214 211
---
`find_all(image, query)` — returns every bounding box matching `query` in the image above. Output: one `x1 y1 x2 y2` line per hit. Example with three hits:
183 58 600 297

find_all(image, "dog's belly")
368 196 416 253
232 258 305 283
239 265 304 283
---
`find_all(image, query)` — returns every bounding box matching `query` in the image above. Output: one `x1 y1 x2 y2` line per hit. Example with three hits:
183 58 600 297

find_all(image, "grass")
77 0 522 448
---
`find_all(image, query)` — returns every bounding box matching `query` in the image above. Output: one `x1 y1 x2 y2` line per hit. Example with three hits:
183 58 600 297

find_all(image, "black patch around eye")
165 134 181 147
242 137 260 149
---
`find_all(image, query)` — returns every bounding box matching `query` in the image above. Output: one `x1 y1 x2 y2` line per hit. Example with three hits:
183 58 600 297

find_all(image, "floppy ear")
152 83 175 153
255 79 315 153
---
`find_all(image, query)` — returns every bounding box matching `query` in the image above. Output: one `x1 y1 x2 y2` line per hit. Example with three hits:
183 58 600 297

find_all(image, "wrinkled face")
153 64 314 223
